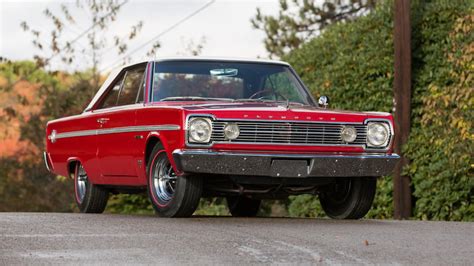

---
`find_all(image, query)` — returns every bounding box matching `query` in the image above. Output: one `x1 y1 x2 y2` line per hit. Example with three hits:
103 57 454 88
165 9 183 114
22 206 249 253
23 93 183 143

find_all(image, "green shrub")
284 0 473 220
404 8 473 221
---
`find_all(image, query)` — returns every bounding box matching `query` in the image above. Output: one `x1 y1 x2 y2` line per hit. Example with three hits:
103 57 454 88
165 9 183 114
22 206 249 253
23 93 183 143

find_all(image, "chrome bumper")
172 150 400 178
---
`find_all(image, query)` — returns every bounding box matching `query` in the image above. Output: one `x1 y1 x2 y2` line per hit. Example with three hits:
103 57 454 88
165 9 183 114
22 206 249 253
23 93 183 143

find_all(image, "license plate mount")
270 159 309 178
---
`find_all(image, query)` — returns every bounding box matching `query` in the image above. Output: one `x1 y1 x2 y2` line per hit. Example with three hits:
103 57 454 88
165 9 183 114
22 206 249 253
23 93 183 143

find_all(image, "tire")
226 196 261 217
74 163 109 213
147 144 202 217
319 177 376 219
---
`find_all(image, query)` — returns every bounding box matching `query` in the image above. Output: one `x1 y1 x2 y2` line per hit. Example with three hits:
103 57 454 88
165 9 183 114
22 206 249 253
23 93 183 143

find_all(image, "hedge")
284 0 473 220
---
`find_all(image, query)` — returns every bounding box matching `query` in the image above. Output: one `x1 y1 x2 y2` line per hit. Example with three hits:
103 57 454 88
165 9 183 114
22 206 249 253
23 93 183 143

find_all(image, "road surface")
0 213 473 264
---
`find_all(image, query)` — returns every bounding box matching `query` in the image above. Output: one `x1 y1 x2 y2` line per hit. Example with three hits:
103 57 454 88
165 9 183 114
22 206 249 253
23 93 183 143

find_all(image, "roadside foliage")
0 0 472 220
284 0 473 220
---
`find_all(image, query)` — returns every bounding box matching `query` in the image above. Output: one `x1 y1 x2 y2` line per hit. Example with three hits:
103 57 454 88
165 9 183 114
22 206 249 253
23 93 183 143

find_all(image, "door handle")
97 118 110 125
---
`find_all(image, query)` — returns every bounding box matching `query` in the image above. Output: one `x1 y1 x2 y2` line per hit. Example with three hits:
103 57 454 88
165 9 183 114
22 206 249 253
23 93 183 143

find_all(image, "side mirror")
318 95 330 109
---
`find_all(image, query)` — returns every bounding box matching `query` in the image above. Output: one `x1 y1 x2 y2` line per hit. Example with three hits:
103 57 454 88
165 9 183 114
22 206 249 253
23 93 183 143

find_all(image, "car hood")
149 101 390 123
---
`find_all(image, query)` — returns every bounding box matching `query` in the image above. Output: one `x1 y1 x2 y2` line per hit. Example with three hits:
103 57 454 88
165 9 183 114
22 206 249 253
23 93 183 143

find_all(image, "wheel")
74 163 109 213
147 144 202 217
226 196 261 217
319 177 376 219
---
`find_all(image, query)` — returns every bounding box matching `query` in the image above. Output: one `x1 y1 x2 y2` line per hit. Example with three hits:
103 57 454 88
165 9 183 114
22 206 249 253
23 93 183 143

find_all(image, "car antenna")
286 99 290 110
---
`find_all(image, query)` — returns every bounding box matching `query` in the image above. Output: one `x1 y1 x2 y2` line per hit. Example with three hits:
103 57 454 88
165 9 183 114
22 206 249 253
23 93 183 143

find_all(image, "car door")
93 65 146 179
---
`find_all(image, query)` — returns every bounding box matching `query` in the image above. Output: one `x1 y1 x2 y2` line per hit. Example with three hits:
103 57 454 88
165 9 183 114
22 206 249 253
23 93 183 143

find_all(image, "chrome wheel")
152 157 177 204
76 165 88 203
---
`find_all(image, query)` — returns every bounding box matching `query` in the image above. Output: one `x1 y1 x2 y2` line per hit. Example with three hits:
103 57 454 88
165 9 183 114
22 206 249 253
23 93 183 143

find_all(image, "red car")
44 58 399 219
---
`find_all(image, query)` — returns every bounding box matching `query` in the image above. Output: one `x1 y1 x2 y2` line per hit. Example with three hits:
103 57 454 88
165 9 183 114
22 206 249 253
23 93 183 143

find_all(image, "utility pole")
393 0 412 219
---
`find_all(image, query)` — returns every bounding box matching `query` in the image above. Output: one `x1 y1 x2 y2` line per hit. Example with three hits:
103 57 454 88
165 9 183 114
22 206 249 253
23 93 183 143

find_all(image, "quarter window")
100 75 124 109
98 66 146 109
117 68 146 106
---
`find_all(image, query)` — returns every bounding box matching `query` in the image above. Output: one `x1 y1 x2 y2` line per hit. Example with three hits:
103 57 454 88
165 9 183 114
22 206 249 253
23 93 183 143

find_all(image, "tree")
20 0 158 88
251 0 377 57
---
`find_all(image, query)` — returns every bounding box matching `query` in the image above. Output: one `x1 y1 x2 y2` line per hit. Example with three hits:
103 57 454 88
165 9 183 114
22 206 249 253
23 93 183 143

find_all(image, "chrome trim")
185 114 216 147
184 116 394 151
48 124 181 142
364 118 394 151
173 149 399 159
211 119 367 147
43 151 51 172
187 116 213 144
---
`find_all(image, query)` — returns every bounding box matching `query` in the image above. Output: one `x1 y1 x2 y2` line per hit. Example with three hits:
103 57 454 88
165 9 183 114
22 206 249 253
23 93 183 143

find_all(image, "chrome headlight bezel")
366 122 391 148
187 117 213 144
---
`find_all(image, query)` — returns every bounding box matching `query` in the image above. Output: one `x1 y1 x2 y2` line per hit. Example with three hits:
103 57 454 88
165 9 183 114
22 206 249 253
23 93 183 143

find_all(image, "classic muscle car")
44 57 399 219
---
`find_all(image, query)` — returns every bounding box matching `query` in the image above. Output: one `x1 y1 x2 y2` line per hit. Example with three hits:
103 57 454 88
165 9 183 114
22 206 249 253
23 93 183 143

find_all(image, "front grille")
211 120 367 145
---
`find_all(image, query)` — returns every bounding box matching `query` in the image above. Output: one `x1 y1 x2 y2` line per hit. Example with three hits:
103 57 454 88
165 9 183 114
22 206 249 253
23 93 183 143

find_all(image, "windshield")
152 61 314 105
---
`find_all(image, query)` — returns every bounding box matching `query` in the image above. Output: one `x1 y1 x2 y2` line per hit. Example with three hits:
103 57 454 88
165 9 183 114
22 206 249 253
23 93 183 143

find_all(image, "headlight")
224 123 240 140
341 126 357 143
367 122 390 147
188 117 212 143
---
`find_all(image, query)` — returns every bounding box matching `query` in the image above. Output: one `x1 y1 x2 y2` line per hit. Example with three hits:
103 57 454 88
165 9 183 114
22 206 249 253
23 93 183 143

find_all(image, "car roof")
114 57 290 71
154 56 290 66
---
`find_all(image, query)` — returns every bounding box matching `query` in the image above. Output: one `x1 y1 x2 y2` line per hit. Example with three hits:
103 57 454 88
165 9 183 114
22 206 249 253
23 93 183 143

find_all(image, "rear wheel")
147 144 202 217
226 196 261 217
74 163 109 213
319 177 376 219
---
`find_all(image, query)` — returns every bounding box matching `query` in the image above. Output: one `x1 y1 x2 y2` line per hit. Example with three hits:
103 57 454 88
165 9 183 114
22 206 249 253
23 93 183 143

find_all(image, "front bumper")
173 150 400 178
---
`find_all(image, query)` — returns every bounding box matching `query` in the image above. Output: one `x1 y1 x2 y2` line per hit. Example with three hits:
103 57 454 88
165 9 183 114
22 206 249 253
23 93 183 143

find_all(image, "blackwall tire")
74 163 109 213
226 196 261 217
319 177 376 219
147 144 202 218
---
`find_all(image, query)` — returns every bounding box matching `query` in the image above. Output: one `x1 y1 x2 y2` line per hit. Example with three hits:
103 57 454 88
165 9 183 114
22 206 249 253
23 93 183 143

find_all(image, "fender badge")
48 130 57 143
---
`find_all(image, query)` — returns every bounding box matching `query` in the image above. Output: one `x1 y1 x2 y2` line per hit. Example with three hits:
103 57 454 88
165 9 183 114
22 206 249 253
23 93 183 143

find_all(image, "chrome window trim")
48 125 181 142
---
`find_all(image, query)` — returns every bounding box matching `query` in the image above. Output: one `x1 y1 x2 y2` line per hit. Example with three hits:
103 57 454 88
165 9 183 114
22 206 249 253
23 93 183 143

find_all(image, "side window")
117 67 146 106
100 75 124 109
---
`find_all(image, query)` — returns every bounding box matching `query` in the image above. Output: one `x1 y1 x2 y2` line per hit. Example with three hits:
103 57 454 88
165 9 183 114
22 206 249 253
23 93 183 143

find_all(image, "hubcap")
76 165 88 203
153 157 177 204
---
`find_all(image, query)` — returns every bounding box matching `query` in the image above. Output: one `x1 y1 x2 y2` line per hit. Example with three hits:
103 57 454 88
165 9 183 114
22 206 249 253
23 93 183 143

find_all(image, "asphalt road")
0 213 473 265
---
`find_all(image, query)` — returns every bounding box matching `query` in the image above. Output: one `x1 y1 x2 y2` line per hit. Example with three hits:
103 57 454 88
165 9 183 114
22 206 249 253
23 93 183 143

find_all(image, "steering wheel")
249 89 288 101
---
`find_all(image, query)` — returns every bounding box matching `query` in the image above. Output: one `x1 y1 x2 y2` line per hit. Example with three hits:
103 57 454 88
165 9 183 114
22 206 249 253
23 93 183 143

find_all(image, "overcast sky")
0 0 280 73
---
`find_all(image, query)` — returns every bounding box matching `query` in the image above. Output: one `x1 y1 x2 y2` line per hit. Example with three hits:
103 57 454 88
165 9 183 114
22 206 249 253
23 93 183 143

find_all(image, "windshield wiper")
161 96 234 102
232 98 269 103
233 99 310 107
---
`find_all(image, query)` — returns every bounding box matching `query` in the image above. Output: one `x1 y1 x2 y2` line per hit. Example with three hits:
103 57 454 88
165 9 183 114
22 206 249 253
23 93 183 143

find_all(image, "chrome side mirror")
318 95 330 109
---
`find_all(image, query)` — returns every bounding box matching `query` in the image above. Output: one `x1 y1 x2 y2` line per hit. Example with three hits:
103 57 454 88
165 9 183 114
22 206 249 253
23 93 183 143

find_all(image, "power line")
47 0 129 62
99 0 215 73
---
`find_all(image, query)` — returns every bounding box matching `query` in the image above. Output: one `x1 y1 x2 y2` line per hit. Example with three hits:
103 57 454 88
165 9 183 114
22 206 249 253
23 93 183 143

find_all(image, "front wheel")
74 163 109 213
147 145 202 217
319 177 376 219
